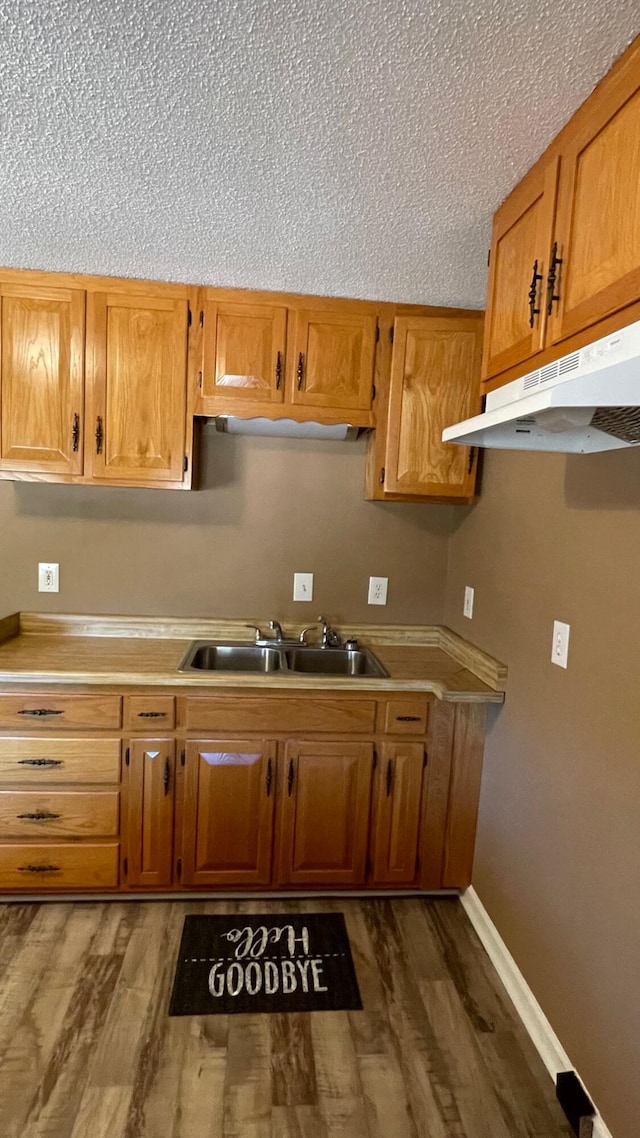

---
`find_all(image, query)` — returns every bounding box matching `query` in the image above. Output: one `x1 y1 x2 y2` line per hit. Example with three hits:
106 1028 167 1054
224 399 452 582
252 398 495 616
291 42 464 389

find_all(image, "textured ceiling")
0 1 638 307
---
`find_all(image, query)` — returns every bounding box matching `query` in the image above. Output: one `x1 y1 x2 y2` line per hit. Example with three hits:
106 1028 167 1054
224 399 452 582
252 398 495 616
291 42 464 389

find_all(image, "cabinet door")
277 740 373 886
482 159 559 379
202 300 286 403
548 66 640 345
86 291 188 483
289 308 377 412
125 739 175 888
383 315 483 498
370 743 425 886
181 739 276 887
0 282 84 474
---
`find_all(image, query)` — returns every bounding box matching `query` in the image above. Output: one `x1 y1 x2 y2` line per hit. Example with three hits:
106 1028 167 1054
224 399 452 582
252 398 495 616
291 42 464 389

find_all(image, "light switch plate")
463 585 474 619
38 563 59 593
551 620 570 668
293 572 314 602
368 576 388 605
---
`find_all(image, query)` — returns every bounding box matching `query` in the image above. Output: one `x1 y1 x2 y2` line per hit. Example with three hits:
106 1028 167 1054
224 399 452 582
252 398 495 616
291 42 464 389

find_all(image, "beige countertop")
0 614 507 703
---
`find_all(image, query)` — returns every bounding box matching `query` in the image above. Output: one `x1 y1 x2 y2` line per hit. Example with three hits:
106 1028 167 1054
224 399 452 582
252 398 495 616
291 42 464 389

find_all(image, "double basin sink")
178 641 389 678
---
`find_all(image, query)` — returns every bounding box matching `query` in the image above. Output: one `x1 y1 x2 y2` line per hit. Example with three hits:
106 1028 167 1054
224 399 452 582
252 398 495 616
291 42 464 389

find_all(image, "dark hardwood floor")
0 896 571 1137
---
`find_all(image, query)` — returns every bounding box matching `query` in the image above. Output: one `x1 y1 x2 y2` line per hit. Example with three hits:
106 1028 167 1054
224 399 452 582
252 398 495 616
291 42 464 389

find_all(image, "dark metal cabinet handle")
287 758 295 797
18 864 60 873
17 709 63 718
137 711 166 718
546 242 563 315
275 351 282 390
528 260 543 328
379 467 385 485
71 413 80 453
396 715 421 722
163 757 171 796
95 416 104 454
17 811 61 821
386 759 393 797
18 758 63 768
296 353 305 391
265 756 273 797
467 446 476 475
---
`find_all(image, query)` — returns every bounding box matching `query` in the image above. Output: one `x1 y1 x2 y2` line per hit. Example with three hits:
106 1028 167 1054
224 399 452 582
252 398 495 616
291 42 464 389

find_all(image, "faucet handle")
245 623 263 644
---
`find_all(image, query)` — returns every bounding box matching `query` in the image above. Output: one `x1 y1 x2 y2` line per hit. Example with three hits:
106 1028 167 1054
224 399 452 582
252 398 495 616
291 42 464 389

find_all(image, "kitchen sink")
177 641 388 678
178 642 283 673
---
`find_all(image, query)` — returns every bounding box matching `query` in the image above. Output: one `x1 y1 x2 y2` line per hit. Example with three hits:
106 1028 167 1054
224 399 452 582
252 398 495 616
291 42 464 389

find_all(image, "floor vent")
556 1071 595 1137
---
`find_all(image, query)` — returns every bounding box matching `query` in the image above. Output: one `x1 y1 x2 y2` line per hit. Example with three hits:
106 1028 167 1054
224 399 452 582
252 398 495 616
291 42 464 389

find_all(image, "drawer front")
183 697 377 734
0 842 120 890
0 791 119 839
380 697 429 735
124 696 175 731
0 738 121 784
0 695 122 730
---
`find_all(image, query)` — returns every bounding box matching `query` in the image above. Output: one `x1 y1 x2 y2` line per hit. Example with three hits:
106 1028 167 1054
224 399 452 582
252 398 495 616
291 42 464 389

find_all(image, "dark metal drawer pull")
275 351 282 390
396 715 421 722
528 259 543 328
137 711 167 718
287 758 295 797
163 758 171 796
296 352 305 390
17 758 63 768
386 759 393 796
17 709 64 718
71 412 80 452
17 811 61 821
265 756 273 797
95 416 104 454
18 864 61 873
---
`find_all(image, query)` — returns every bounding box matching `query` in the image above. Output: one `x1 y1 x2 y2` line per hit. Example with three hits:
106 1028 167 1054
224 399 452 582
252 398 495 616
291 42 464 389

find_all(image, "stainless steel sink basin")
284 647 388 677
177 640 388 677
178 642 283 673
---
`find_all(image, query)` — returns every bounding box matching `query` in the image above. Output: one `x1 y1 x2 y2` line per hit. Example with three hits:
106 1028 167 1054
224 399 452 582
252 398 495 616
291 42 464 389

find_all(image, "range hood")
443 319 640 453
213 416 359 441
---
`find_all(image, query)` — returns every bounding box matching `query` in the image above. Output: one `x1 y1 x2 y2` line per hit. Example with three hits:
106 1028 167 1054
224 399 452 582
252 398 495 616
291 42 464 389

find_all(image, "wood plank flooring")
0 897 571 1137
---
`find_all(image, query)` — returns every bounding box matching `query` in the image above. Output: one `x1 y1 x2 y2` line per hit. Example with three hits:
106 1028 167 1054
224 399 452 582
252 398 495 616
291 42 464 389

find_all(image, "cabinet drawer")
124 696 175 731
379 697 429 735
0 738 121 784
183 697 377 734
0 842 119 890
0 695 122 730
0 791 119 839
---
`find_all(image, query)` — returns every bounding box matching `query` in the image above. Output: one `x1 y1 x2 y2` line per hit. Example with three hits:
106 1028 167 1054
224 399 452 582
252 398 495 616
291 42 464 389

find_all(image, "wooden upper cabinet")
277 740 373 886
125 738 175 888
370 742 425 886
548 64 640 345
202 300 287 403
383 315 483 498
181 739 276 887
0 282 85 474
289 308 377 412
482 158 559 379
86 291 188 483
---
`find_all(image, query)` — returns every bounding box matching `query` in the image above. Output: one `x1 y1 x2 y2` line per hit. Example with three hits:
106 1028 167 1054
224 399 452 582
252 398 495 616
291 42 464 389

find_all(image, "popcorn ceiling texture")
0 0 637 307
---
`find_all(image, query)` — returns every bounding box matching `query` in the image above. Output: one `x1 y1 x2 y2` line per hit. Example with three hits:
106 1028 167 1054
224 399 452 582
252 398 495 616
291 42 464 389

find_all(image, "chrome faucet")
299 616 341 648
268 620 284 642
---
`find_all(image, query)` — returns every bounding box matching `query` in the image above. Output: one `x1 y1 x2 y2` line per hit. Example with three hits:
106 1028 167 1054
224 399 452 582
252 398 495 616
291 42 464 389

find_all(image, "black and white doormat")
168 913 362 1016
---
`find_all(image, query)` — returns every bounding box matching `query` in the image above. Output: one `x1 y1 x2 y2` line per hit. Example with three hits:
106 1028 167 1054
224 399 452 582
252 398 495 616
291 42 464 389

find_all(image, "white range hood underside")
443 320 640 453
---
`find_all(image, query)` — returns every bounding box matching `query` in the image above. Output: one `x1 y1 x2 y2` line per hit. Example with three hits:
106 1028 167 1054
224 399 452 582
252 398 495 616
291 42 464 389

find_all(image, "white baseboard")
460 886 614 1138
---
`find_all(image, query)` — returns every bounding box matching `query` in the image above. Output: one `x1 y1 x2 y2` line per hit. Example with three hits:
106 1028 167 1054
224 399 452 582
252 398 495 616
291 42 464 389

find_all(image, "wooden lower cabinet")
369 742 426 886
276 740 374 887
124 738 175 888
180 739 277 887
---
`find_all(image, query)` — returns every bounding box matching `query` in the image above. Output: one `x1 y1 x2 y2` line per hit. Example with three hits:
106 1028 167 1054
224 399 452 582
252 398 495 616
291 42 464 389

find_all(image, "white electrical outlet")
368 576 388 605
38 562 59 593
293 572 314 602
463 585 474 619
551 620 570 668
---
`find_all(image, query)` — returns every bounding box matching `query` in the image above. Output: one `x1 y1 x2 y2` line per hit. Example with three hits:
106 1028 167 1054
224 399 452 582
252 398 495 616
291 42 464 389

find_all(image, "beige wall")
444 448 640 1138
0 427 452 625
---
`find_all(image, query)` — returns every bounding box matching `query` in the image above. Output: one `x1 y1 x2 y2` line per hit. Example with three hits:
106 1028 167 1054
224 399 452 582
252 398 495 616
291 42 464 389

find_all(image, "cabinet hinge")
180 749 185 767
183 455 188 473
423 749 428 768
125 747 130 766
188 308 192 327
123 857 128 877
389 326 394 344
375 321 380 343
176 857 182 879
199 310 204 327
